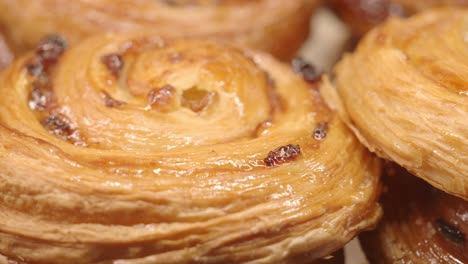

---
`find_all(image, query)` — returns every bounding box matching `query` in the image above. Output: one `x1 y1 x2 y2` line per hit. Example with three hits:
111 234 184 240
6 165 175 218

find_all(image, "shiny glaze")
0 33 381 263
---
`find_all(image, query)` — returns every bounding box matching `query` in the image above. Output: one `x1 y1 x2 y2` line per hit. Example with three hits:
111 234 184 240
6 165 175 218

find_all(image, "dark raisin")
291 57 321 83
436 219 465 244
42 114 75 140
101 91 126 107
36 34 67 65
26 62 44 77
148 85 177 112
313 122 328 140
181 87 216 113
28 84 49 111
264 144 301 167
101 54 123 78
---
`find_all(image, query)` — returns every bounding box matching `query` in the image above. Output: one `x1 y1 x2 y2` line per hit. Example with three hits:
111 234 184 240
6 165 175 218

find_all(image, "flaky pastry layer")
0 33 381 263
322 9 468 200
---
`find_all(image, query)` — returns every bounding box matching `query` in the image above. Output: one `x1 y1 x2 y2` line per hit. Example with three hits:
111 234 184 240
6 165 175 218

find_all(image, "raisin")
101 54 124 78
42 114 75 140
148 85 177 112
28 83 49 111
36 34 67 65
313 122 328 140
264 144 301 167
291 57 321 83
101 91 126 107
26 62 44 77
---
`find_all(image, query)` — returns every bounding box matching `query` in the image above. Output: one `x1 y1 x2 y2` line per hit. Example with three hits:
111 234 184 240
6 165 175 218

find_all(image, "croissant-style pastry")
360 164 467 263
0 30 12 71
321 9 468 200
328 0 468 36
0 33 381 263
0 0 318 61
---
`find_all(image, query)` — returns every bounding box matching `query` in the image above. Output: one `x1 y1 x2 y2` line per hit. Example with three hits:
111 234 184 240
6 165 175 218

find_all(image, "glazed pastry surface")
322 9 468 200
0 0 318 60
360 164 467 263
0 33 381 263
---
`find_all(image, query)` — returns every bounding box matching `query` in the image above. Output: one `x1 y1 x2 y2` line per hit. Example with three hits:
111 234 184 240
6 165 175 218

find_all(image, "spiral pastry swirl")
360 164 467 263
0 0 318 60
321 9 468 200
0 34 380 263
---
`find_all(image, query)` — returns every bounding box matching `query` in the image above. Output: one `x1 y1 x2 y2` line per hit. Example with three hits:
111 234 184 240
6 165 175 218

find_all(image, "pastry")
360 164 467 263
0 33 381 263
0 0 318 60
321 9 468 200
328 0 468 36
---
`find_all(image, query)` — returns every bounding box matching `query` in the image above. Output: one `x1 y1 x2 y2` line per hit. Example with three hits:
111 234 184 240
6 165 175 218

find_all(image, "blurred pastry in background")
360 164 467 264
0 0 319 60
328 0 468 37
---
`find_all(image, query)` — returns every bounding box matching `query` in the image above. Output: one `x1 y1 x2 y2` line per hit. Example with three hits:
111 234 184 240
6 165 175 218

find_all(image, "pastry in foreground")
360 164 467 263
321 9 468 200
328 0 468 36
0 33 381 263
0 0 318 60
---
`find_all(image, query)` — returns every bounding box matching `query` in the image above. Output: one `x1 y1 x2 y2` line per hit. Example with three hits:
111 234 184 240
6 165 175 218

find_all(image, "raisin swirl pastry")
321 9 468 200
0 0 318 61
360 164 467 263
0 34 381 263
328 0 468 37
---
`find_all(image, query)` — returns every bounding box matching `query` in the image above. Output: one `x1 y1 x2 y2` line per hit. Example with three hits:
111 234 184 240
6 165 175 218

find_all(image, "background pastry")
328 0 468 37
0 0 318 60
321 9 468 200
0 33 381 263
360 164 467 263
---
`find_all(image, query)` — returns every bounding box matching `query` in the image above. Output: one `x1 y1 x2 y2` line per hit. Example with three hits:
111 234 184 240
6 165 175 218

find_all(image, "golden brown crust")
0 33 381 263
360 164 467 263
328 0 468 36
321 9 468 200
0 0 318 60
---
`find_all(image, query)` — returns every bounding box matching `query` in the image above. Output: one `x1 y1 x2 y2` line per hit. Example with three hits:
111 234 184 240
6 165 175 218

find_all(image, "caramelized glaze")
0 33 381 263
